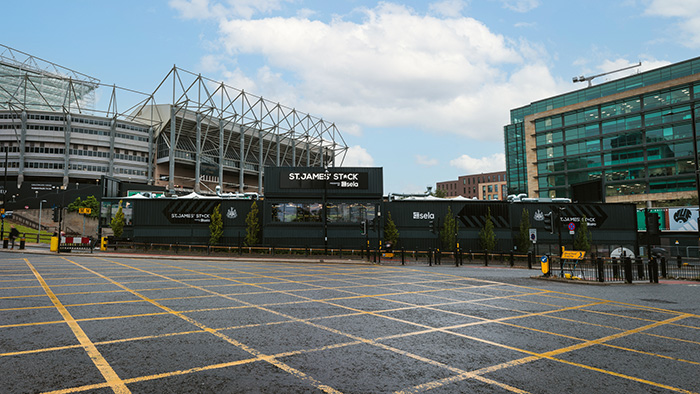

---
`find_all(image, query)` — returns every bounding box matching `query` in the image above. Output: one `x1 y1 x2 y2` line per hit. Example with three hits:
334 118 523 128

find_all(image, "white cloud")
415 155 439 166
169 0 221 20
340 145 375 167
500 0 540 13
644 0 700 48
429 0 466 18
170 2 561 143
215 4 557 139
450 153 505 173
170 0 293 20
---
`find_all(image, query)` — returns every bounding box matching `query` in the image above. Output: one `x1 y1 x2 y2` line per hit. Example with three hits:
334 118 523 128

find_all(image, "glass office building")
504 57 700 205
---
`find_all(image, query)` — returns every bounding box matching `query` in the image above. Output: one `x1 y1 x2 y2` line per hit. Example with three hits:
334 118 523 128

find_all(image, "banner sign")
667 207 698 231
163 200 219 224
280 169 369 190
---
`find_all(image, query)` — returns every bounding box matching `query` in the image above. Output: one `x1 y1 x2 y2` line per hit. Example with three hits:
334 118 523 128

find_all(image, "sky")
3 0 700 194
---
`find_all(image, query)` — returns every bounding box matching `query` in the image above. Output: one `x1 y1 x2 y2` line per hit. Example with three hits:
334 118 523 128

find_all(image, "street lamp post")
37 200 46 243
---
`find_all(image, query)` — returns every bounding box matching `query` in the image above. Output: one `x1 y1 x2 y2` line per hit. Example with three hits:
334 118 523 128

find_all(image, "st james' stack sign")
280 169 368 189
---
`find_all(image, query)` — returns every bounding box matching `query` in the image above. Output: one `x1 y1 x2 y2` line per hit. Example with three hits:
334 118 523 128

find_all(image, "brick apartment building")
436 171 507 200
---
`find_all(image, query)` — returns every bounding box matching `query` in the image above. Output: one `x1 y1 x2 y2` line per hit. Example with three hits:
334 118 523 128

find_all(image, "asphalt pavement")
1 249 699 393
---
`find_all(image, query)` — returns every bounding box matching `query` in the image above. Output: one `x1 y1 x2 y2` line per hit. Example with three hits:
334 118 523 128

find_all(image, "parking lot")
1 251 699 393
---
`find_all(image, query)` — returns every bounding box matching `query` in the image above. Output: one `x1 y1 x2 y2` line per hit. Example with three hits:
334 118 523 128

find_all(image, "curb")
1 246 377 266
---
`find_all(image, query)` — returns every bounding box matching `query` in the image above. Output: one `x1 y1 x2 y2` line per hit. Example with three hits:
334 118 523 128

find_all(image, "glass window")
649 178 695 193
604 149 644 165
606 183 646 196
643 87 691 110
535 115 562 132
646 123 693 142
605 167 645 181
271 202 323 223
647 141 693 161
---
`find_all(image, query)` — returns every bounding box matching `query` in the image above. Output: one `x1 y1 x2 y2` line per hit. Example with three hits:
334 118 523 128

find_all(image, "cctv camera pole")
645 208 652 263
691 102 700 243
1 148 7 239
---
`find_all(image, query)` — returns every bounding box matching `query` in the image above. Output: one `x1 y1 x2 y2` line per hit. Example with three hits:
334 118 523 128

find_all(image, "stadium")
0 44 349 201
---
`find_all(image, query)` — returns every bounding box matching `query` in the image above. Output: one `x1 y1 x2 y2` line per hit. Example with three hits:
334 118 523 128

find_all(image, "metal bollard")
635 257 644 279
660 256 667 278
509 251 514 267
597 257 605 282
624 257 633 284
401 247 405 265
484 249 489 266
677 255 682 269
527 251 533 269
19 235 26 250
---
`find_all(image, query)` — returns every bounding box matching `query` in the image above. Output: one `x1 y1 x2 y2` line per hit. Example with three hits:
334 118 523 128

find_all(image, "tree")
244 201 261 246
574 215 592 252
110 200 125 238
516 209 531 253
433 188 447 198
67 195 99 218
478 208 497 251
384 211 399 247
209 203 223 246
440 206 457 250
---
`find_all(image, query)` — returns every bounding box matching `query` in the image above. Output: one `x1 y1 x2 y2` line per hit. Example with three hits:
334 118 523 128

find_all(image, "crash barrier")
57 236 94 253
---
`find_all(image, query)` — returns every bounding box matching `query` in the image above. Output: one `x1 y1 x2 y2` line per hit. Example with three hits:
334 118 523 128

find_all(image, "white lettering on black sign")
281 170 368 189
413 212 435 220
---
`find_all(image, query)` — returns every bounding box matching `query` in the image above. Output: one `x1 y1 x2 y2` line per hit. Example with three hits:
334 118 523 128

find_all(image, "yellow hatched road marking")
12 257 696 394
399 312 697 393
56 256 342 394
112 258 545 393
24 259 130 394
127 257 700 394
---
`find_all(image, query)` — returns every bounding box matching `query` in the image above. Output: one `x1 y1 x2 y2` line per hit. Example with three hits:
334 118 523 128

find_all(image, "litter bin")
50 236 59 252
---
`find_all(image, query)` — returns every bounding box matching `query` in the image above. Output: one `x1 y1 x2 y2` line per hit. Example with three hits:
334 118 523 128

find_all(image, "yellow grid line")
24 259 131 394
53 256 343 394
3 257 698 393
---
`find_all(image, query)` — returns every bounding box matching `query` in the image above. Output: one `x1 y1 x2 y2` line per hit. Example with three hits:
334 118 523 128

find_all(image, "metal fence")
544 256 700 283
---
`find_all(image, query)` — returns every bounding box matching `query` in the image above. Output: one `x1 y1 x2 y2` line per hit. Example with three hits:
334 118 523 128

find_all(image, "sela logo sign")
413 212 435 220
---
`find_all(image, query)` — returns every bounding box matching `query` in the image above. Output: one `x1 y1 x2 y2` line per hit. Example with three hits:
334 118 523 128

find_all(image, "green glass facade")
504 56 700 200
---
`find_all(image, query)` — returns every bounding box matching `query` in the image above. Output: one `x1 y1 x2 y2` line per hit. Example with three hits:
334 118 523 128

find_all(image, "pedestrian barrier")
57 236 94 253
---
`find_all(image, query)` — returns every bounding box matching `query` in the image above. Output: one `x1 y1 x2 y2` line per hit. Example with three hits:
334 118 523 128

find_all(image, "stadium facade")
0 44 348 199
504 56 700 205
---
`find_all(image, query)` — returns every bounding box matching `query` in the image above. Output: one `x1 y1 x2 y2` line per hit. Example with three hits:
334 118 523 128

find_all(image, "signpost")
78 207 91 237
561 249 586 260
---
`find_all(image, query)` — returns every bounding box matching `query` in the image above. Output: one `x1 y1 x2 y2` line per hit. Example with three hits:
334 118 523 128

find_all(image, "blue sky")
3 0 700 194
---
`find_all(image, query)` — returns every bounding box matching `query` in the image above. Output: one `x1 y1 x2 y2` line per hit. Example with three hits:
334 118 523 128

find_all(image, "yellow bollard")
50 236 59 252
